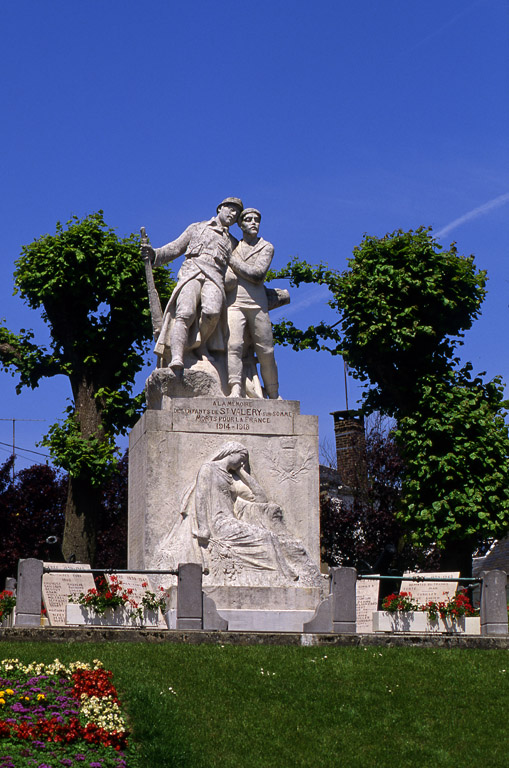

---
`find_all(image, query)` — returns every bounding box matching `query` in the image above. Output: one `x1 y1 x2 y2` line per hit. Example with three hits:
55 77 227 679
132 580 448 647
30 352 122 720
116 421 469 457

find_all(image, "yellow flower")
0 691 4 697
37 694 46 701
5 689 13 695
0 699 5 705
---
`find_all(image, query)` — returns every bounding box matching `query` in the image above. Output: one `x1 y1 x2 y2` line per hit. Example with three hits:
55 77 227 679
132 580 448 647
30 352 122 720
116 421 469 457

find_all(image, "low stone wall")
1 626 508 649
12 560 509 636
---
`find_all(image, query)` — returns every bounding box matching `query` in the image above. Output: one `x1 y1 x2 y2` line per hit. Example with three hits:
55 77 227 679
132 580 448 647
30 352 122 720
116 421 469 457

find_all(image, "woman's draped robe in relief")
155 461 323 588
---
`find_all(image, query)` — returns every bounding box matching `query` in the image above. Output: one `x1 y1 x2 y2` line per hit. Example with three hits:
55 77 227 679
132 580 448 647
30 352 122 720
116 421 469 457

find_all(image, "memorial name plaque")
42 563 95 627
105 573 166 628
356 577 380 633
171 399 296 436
400 572 460 606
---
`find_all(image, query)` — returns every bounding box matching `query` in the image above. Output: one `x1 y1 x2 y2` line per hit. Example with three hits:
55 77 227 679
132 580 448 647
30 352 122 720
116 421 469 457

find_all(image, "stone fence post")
176 563 203 629
303 566 357 634
331 567 357 633
176 563 227 631
15 558 43 627
480 569 508 636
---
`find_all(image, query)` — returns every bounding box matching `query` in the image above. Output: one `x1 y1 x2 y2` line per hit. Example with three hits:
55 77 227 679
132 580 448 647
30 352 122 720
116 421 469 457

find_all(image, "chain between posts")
42 567 180 576
357 574 480 583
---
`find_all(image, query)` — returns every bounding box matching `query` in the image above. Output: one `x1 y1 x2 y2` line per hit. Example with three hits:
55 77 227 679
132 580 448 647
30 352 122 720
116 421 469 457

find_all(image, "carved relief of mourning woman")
154 442 322 588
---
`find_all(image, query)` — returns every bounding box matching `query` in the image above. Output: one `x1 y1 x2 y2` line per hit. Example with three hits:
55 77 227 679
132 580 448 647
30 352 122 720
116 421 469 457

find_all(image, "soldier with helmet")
226 207 280 399
141 197 243 369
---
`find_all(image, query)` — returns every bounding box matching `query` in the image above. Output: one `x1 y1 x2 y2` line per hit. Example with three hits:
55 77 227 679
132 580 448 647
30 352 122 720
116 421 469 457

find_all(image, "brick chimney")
331 409 368 490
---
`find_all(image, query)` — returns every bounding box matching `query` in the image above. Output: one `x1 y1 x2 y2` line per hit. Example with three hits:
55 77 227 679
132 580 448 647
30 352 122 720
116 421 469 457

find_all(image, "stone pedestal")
128 397 323 615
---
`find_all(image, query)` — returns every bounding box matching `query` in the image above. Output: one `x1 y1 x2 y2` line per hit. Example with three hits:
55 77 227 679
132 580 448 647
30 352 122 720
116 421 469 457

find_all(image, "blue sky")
1 0 508 471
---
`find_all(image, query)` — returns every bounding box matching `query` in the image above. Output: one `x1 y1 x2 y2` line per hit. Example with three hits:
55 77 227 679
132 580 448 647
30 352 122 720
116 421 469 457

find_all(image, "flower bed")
69 575 166 625
373 589 481 634
382 589 478 619
0 592 16 628
66 604 160 628
372 611 481 634
0 658 130 767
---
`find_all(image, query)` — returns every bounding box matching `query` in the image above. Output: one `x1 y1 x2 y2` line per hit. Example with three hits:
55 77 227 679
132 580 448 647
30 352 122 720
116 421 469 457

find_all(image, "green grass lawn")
0 641 507 768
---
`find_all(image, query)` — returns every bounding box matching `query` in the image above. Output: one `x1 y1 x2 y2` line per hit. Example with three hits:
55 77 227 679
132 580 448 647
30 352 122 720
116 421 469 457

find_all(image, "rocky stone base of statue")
128 397 325 621
145 354 278 404
146 358 226 406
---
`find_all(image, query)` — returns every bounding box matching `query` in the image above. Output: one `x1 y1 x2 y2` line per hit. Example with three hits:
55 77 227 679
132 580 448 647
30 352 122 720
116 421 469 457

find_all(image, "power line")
0 447 50 472
0 441 49 458
0 418 46 482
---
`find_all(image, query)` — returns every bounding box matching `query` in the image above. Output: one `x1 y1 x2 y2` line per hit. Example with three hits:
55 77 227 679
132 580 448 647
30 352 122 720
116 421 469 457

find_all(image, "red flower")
71 669 119 702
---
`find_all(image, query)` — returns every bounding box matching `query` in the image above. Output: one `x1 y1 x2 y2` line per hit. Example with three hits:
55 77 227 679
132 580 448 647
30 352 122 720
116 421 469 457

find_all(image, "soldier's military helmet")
216 197 244 214
239 207 261 224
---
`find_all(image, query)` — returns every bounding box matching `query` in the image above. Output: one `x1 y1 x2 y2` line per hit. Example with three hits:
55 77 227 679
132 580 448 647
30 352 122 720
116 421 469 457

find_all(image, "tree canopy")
271 227 487 414
0 453 129 583
0 212 174 563
271 227 509 572
0 458 66 583
394 367 509 547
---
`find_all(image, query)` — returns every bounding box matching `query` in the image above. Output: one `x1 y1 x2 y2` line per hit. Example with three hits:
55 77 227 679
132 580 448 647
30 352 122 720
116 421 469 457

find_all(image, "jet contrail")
435 192 509 238
405 0 486 53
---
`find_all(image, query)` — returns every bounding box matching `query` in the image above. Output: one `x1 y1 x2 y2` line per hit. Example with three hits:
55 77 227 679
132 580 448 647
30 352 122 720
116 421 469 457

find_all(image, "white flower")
79 694 126 732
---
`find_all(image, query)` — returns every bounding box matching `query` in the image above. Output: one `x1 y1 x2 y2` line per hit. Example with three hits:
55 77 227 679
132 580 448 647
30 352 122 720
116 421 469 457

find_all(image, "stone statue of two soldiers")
140 198 283 399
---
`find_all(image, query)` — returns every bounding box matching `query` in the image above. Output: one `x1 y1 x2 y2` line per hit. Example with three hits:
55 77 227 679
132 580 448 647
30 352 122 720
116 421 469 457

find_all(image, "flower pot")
372 611 480 634
463 616 482 635
65 604 161 628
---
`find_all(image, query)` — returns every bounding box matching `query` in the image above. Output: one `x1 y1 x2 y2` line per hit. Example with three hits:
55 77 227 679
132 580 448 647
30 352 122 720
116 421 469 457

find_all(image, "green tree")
394 367 509 574
271 228 509 574
0 458 67 583
338 229 487 415
0 212 174 564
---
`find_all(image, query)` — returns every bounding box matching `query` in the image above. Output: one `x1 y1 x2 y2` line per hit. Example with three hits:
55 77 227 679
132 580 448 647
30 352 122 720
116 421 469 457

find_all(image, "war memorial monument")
128 198 326 630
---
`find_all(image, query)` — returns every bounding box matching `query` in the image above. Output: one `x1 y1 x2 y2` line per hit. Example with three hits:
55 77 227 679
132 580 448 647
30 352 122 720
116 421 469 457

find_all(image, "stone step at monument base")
205 584 324 610
165 585 324 612
216 609 316 632
164 608 316 632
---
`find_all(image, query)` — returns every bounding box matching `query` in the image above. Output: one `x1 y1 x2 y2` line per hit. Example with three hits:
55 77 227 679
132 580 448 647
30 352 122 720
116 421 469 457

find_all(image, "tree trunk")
61 376 105 565
62 476 102 564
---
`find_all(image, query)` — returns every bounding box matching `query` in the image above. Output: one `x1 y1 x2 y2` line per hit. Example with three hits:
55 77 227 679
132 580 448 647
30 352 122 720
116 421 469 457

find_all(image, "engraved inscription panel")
105 573 166 628
42 563 95 626
356 577 380 633
400 572 460 605
172 399 296 435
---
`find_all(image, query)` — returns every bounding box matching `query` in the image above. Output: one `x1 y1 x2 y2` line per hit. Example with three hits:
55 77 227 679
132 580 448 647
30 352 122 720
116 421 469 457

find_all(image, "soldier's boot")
197 312 219 362
261 364 280 399
229 382 242 398
169 318 187 370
